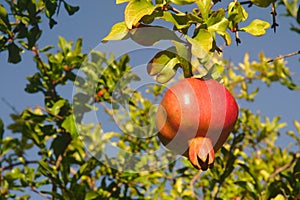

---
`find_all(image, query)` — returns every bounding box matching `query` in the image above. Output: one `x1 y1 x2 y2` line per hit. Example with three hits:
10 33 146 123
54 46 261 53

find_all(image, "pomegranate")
156 78 239 170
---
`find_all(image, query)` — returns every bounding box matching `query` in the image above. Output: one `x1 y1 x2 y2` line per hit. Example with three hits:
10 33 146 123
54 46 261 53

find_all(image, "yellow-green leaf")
187 29 213 57
156 57 179 83
102 22 129 42
240 19 270 36
125 0 155 29
116 0 131 4
147 47 177 76
62 115 78 138
195 0 211 20
170 0 195 5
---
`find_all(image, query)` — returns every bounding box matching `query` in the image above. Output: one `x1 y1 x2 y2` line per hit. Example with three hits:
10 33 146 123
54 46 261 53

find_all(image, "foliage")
1 0 300 200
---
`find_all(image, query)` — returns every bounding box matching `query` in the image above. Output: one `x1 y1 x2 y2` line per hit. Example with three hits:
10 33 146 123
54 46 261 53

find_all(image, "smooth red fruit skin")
156 78 238 170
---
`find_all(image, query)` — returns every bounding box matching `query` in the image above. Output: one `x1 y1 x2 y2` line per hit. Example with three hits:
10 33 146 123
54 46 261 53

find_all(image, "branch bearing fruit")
156 78 239 170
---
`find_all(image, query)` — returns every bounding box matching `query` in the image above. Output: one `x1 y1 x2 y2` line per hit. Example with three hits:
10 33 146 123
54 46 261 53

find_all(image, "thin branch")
271 2 279 33
1 97 18 114
1 160 39 171
36 105 64 120
267 50 300 63
235 30 241 46
268 154 297 180
31 186 52 200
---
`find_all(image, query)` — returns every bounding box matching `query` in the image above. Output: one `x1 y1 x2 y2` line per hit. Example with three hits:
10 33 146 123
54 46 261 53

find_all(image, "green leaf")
240 19 270 36
0 4 9 24
273 194 285 200
85 191 100 200
102 22 129 42
160 12 190 29
195 0 211 20
116 0 131 4
39 45 54 52
251 0 273 8
156 57 179 83
187 29 213 57
45 0 57 18
205 63 225 80
51 133 71 158
74 38 83 54
172 40 192 76
63 2 79 15
170 0 195 5
0 4 10 32
130 25 182 46
125 0 155 29
8 43 22 63
228 2 248 23
207 9 229 32
27 26 42 49
49 18 57 29
206 9 231 45
50 100 66 116
147 47 177 75
62 115 78 138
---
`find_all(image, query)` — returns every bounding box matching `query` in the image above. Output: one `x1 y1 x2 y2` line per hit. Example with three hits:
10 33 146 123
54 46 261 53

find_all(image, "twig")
271 2 279 33
1 160 39 171
31 186 52 200
1 97 18 114
267 50 300 63
235 30 241 46
268 154 297 180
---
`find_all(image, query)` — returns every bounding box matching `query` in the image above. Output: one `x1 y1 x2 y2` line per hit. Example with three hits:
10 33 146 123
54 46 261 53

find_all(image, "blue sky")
1 1 300 150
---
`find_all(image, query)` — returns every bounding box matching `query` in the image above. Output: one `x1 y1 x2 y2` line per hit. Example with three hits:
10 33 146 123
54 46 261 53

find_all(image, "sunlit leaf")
62 115 78 138
116 0 131 4
102 22 129 42
160 12 190 29
228 2 248 22
147 47 177 75
156 57 179 83
125 0 155 29
195 0 211 19
240 19 270 36
207 9 229 32
187 29 213 58
170 0 195 5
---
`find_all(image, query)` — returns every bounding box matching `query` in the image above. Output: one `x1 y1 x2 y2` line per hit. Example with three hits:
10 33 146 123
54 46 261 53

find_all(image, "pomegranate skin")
156 78 239 170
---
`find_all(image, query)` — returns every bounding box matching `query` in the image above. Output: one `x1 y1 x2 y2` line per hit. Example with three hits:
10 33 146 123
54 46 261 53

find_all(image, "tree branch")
267 50 300 63
1 160 39 171
271 2 279 33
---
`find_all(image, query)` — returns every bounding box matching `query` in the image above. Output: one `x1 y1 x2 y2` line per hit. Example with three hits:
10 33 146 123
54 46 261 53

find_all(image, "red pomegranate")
156 78 239 170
